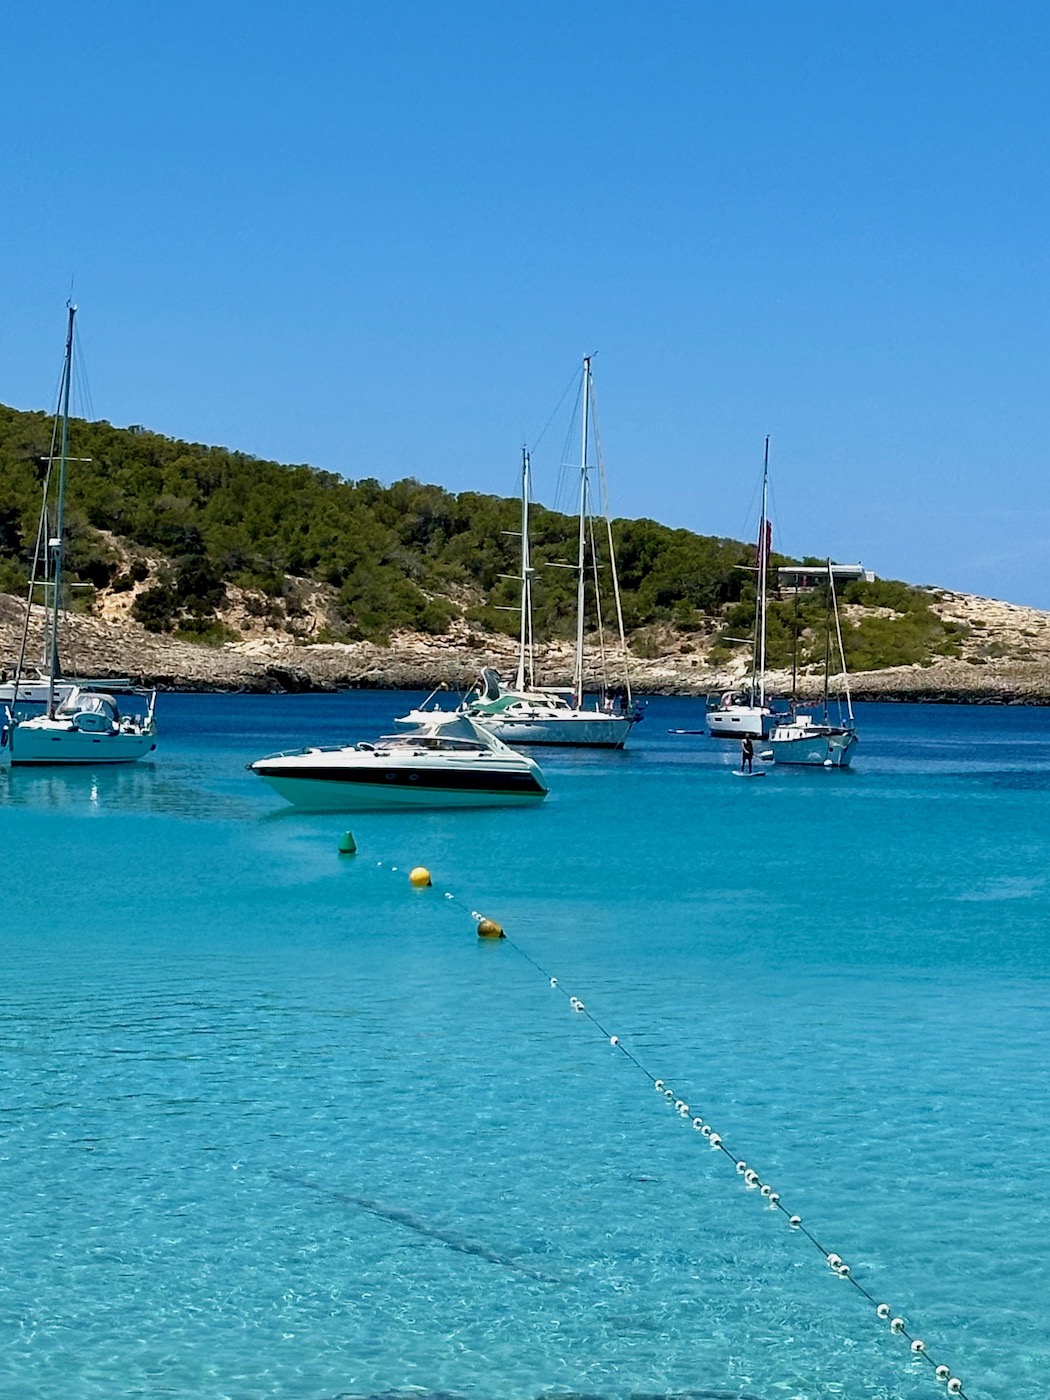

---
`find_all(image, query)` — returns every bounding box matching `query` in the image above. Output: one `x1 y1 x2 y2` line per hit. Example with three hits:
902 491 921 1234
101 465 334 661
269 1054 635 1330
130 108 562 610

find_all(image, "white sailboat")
707 437 780 740
766 559 858 768
463 359 640 748
3 305 157 766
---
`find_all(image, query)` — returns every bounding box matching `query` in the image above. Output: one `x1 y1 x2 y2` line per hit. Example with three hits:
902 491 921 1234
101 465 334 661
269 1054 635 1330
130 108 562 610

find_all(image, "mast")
751 436 770 706
572 357 591 709
822 560 832 725
514 446 535 692
45 303 76 718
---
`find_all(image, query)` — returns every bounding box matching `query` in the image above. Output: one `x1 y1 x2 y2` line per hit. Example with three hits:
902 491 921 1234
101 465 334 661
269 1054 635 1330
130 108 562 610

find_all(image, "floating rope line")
373 858 974 1399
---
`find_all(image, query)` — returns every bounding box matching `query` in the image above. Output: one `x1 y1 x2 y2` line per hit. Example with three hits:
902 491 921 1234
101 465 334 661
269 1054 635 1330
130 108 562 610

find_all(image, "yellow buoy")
408 866 432 888
477 917 505 939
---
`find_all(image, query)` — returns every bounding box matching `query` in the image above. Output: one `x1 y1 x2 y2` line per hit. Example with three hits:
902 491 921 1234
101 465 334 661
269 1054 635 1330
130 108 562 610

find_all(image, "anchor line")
374 860 974 1399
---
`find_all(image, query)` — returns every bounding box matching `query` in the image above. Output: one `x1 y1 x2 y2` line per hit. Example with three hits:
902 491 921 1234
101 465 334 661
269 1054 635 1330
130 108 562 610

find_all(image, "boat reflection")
0 763 250 820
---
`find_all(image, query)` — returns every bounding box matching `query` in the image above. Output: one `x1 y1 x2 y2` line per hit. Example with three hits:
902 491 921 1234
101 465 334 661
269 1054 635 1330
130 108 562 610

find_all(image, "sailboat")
463 359 640 748
397 359 640 748
766 559 858 768
706 438 781 740
3 304 157 766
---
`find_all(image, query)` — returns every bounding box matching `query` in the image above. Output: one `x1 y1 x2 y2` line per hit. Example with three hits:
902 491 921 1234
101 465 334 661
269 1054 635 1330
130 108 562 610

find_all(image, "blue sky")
3 3 1049 604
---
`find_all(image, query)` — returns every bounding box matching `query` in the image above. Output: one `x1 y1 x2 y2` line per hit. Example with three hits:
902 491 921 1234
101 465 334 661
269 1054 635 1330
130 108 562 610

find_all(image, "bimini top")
55 689 120 721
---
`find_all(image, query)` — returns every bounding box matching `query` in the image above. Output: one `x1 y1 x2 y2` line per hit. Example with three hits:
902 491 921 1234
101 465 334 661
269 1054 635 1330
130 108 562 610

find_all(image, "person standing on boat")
741 736 754 774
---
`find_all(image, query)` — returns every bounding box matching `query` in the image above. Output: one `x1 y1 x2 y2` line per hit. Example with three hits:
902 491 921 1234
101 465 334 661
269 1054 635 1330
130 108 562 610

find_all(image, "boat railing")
246 744 348 768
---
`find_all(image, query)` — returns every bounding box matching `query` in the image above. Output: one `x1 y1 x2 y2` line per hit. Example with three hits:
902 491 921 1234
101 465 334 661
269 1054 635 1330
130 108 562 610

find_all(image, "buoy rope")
375 859 974 1399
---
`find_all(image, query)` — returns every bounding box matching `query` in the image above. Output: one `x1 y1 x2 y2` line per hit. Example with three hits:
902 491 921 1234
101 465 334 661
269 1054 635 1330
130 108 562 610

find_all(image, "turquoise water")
2 694 1048 1400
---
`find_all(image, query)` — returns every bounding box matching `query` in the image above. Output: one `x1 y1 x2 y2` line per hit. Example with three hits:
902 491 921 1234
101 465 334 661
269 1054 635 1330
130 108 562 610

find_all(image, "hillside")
2 402 1048 698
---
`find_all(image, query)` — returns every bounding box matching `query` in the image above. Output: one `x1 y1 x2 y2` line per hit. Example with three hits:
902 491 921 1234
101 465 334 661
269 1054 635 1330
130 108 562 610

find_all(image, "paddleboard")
668 729 707 735
732 769 766 778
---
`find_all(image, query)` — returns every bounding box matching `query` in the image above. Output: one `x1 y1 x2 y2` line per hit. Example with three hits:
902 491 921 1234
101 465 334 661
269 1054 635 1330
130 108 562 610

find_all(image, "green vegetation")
715 574 968 673
0 404 757 643
0 402 963 668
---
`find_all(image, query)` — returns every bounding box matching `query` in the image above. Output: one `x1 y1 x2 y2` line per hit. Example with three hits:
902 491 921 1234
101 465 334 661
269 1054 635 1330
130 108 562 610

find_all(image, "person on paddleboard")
741 736 754 773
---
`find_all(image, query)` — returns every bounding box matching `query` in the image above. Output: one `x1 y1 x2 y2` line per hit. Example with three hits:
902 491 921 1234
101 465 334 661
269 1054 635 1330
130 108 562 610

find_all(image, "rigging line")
739 471 762 547
765 473 784 565
587 509 608 684
583 365 616 692
10 377 65 694
552 374 585 516
72 324 95 424
50 363 66 419
828 564 854 722
589 402 632 694
587 369 609 518
529 364 582 457
373 857 977 1400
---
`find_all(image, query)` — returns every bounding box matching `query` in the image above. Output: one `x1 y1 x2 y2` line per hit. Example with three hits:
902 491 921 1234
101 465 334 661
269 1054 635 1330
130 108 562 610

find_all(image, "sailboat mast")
573 357 591 708
755 436 770 706
46 303 76 718
515 446 534 692
822 559 832 725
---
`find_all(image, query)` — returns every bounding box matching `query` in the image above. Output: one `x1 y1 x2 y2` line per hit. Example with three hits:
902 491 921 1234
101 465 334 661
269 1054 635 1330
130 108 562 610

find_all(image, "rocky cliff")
5 587 1050 702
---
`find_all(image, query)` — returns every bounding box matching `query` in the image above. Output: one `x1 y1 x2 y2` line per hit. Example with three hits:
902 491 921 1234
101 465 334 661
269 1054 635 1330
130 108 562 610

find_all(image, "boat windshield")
376 735 487 753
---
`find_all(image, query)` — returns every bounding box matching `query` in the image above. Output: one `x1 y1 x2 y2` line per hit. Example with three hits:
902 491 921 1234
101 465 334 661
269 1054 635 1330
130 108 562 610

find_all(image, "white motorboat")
2 304 157 766
398 362 641 748
706 689 778 739
0 669 134 705
6 688 158 766
249 713 549 810
0 671 74 705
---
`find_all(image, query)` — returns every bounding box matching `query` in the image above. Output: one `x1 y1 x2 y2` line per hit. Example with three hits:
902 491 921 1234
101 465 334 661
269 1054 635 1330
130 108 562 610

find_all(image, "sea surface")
2 693 1048 1400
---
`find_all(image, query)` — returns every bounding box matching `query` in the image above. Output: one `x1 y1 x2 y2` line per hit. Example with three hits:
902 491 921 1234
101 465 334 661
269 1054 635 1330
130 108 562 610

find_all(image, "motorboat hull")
253 711 550 811
253 770 548 811
251 757 548 811
767 724 857 768
250 729 549 810
0 679 74 705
